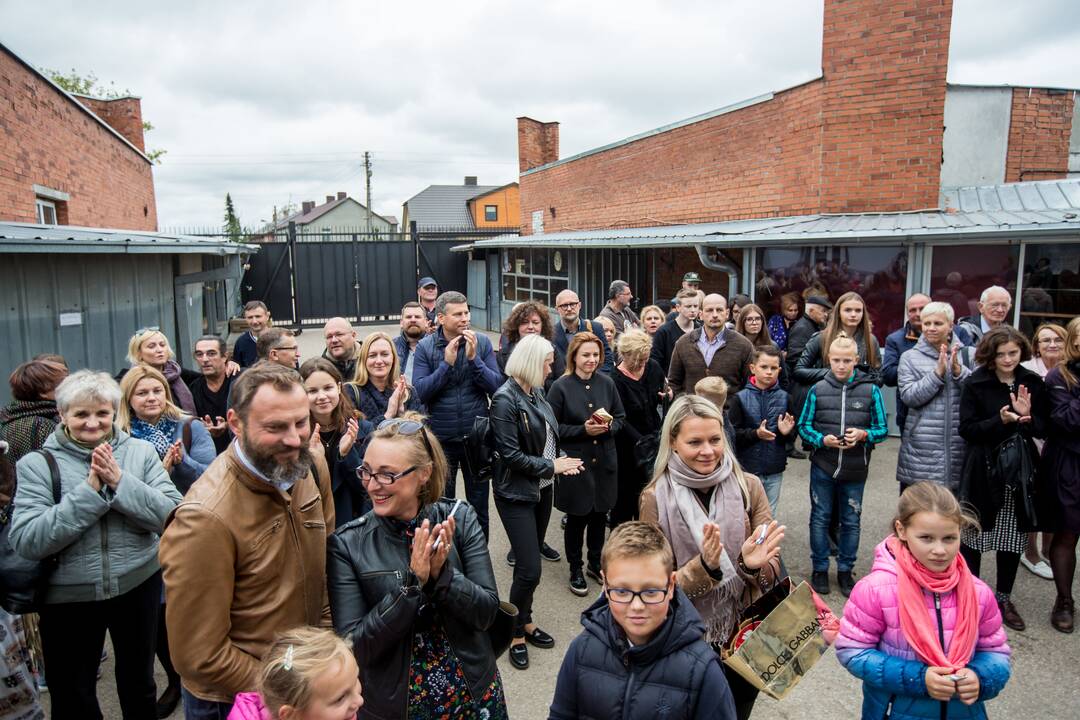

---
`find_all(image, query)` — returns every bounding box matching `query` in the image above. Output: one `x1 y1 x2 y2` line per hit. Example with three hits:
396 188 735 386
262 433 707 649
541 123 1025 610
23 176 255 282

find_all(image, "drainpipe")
695 245 740 298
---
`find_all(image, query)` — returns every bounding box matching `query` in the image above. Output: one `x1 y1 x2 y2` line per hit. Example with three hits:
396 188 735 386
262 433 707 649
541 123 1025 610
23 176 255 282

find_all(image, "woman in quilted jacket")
836 482 1011 719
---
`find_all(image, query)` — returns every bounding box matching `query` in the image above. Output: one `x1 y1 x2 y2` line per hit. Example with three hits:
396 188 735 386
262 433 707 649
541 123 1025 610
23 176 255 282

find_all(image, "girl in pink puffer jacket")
836 482 1011 719
228 627 362 720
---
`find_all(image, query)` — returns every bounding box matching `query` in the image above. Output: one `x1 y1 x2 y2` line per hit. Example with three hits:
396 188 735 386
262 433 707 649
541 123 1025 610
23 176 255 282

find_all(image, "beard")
240 435 314 487
403 323 425 339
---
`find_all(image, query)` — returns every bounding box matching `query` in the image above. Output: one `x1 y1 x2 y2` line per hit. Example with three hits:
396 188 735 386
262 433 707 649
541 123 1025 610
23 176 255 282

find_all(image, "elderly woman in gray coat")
10 370 182 720
896 302 971 492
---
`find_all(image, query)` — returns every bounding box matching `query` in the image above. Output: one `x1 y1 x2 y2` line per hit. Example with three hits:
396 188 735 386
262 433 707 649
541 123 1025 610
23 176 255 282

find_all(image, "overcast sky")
4 0 1079 230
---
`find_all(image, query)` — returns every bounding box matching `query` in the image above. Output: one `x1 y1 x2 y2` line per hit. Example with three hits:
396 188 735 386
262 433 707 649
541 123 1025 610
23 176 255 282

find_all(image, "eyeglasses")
556 301 581 310
358 465 418 486
604 580 671 605
275 345 299 352
1038 337 1063 345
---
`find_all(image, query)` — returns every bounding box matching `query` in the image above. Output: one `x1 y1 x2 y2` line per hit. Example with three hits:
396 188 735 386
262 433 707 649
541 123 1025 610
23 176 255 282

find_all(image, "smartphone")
946 673 964 682
431 499 463 552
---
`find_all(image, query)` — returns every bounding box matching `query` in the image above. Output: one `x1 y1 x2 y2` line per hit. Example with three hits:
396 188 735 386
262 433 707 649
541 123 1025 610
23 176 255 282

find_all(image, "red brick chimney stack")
518 117 560 172
819 0 953 213
74 95 146 152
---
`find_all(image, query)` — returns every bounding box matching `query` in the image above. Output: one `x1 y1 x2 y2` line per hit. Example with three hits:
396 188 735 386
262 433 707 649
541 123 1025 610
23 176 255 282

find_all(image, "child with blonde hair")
836 482 1011 719
229 627 363 720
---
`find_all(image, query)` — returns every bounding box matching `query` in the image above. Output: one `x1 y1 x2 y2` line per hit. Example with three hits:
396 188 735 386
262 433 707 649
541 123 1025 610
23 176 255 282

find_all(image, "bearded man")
395 301 428 382
158 363 334 716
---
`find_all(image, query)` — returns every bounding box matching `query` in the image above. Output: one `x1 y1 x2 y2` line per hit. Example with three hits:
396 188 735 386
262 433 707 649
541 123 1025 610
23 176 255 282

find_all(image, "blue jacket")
169 418 216 495
232 331 258 368
412 328 502 441
392 333 418 382
549 588 735 720
552 319 615 374
730 380 792 476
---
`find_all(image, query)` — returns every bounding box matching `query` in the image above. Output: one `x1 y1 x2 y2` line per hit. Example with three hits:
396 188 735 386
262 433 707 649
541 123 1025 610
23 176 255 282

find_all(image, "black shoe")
837 570 856 597
156 678 181 719
506 550 516 567
569 569 588 596
508 642 529 669
787 447 808 460
585 565 602 584
561 515 567 529
811 570 831 595
523 627 555 649
540 543 562 562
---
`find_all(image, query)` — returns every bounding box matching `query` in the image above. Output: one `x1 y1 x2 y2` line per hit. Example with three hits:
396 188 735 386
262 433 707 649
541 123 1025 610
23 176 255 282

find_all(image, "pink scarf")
886 536 978 671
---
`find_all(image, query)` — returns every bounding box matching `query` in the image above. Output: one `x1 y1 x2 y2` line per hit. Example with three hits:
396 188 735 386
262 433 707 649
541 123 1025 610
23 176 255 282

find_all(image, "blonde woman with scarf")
639 394 784 720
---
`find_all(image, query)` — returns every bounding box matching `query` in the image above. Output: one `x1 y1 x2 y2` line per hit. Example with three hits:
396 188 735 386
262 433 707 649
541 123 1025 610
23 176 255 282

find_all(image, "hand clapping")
90 443 122 489
409 517 455 585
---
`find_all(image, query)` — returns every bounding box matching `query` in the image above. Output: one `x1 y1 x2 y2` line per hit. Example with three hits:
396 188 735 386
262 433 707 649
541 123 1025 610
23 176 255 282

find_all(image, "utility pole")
364 151 373 236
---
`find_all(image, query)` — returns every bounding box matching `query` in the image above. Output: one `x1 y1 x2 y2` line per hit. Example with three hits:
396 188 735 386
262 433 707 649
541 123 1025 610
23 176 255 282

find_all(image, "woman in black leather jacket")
327 415 508 719
491 335 583 670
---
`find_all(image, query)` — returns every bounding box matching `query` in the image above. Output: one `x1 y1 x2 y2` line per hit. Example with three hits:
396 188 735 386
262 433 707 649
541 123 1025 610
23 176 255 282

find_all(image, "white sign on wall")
531 210 544 235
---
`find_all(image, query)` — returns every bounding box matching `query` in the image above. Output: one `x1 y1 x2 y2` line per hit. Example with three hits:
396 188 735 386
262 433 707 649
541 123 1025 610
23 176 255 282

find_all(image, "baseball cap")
683 272 701 284
417 276 437 289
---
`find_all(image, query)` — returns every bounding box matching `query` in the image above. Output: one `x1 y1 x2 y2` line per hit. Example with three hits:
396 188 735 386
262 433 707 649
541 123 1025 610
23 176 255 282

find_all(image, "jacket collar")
224 444 316 504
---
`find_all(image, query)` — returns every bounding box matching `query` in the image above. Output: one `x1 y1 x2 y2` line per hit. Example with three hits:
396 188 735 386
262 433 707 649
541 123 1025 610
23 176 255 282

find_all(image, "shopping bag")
721 579 836 700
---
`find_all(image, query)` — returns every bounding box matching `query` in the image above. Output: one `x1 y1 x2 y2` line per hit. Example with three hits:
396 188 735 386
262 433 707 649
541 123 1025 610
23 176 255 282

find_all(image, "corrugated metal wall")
0 253 177 403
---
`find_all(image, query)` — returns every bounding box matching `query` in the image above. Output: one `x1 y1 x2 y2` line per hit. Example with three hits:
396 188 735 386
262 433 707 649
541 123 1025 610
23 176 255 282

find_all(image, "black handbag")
633 432 660 472
487 600 519 659
463 416 496 481
0 449 62 613
992 432 1038 531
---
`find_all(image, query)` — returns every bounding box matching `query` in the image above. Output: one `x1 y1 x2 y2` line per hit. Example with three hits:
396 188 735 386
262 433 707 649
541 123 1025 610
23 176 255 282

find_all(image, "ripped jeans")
809 463 865 573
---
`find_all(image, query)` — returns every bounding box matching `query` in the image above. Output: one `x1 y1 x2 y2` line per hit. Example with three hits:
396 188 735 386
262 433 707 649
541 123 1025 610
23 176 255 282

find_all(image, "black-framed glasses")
556 301 581 310
357 465 418 486
604 579 671 605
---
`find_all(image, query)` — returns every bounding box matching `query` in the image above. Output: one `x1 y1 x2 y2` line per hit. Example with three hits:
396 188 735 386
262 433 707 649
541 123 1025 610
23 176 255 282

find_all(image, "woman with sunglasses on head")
327 415 508 719
300 358 373 527
120 327 239 415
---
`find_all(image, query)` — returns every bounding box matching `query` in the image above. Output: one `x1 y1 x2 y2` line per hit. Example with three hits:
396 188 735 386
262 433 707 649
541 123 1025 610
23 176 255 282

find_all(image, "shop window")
929 245 1019 327
1017 244 1080 336
756 245 908 346
501 248 569 307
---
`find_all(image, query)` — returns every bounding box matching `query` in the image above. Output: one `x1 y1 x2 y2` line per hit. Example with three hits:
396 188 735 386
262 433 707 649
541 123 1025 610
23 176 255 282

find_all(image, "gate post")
410 220 420 288
288 221 302 332
352 233 361 323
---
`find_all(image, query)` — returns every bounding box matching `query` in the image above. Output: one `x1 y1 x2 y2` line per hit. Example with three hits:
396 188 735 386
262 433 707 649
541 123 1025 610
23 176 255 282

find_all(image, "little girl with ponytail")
229 627 363 720
835 482 1012 719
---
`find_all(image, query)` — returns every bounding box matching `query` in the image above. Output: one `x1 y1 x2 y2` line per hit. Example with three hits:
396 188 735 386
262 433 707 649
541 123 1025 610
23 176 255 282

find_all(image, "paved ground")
47 326 1080 718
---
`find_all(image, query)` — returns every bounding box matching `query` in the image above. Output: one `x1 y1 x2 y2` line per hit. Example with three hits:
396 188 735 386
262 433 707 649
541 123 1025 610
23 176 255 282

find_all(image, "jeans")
809 464 865 572
495 485 553 632
39 571 161 720
442 439 490 538
758 472 783 518
182 688 233 719
564 511 607 572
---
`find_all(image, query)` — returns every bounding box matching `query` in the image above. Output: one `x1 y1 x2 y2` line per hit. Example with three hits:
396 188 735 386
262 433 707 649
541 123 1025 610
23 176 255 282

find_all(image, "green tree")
223 193 243 241
41 66 167 164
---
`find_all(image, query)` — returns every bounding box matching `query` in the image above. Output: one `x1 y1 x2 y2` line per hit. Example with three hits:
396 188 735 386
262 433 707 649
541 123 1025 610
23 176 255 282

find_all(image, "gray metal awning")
0 222 259 255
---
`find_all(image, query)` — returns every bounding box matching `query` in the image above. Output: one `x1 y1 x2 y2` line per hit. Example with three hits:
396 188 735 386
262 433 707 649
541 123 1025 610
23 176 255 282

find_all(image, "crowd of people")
0 268 1076 720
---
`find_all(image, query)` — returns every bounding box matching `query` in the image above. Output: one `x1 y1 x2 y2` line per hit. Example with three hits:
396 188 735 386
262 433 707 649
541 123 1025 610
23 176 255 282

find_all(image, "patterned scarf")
654 452 747 643
129 417 178 458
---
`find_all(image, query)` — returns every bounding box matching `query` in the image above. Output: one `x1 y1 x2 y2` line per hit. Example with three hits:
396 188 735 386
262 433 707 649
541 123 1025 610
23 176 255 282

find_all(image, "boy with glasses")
548 521 735 720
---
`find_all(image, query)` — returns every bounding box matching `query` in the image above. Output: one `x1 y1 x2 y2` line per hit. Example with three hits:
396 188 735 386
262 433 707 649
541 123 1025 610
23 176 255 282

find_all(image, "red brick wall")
75 96 146 152
518 117 560 173
820 0 951 212
1004 88 1076 183
0 51 157 230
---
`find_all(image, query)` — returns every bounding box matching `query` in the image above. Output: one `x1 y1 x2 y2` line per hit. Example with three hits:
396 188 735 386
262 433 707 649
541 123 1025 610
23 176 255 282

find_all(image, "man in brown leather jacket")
158 363 335 716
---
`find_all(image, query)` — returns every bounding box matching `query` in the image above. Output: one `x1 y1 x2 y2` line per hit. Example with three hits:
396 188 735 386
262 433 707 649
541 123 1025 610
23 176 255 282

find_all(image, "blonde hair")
648 395 750 510
367 413 447 506
693 376 729 409
126 329 174 366
259 627 355 717
118 365 186 430
640 305 666 324
821 292 878 367
505 334 554 389
350 332 401 387
1059 317 1080 389
827 332 859 358
617 329 652 365
601 521 675 573
894 481 979 535
593 316 615 336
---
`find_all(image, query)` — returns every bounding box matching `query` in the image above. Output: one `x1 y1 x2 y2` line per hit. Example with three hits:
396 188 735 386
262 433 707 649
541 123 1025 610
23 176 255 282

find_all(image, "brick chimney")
302 201 315 214
517 117 560 172
337 191 347 200
819 0 952 213
464 176 478 186
325 195 335 204
74 95 146 152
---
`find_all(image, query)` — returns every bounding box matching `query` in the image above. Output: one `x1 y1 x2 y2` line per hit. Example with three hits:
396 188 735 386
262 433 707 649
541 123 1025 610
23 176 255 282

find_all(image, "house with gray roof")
401 177 506 230
270 191 397 238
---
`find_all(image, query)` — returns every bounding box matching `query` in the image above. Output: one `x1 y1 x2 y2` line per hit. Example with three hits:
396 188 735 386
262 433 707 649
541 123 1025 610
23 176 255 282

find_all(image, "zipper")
834 383 847 479
286 501 312 625
621 665 636 720
934 592 947 720
882 694 895 719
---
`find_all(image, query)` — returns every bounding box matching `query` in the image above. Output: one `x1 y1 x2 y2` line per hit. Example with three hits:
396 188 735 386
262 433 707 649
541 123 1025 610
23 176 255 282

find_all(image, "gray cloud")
3 0 1077 228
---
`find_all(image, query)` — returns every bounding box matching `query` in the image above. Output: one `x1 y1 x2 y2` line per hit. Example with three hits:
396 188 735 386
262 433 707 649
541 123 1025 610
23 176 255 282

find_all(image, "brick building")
461 0 1080 351
0 41 157 230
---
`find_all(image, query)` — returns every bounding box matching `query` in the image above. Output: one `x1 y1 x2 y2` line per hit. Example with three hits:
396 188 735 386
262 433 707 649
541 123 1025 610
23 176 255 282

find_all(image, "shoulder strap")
182 417 194 452
36 449 61 504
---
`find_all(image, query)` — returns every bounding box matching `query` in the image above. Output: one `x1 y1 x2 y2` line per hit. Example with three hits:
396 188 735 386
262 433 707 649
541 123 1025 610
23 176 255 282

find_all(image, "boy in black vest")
797 335 887 598
729 347 796 518
549 522 735 720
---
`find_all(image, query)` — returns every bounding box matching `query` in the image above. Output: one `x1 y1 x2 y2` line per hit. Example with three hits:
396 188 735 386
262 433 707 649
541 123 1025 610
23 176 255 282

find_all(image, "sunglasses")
136 326 161 335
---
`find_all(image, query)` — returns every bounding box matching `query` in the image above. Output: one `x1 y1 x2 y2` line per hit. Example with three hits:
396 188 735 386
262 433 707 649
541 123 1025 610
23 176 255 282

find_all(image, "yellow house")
467 182 519 228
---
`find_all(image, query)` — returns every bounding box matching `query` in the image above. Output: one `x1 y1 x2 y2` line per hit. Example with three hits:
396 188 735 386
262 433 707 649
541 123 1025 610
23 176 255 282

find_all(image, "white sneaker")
1021 555 1054 580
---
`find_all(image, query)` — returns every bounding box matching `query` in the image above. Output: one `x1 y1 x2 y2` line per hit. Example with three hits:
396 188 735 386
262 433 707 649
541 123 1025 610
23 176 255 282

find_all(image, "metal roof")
0 223 259 255
403 184 503 228
273 196 395 229
462 179 1080 250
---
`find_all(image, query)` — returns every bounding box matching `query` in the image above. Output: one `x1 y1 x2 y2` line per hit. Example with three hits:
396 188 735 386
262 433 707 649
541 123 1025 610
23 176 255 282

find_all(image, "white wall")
940 86 1012 188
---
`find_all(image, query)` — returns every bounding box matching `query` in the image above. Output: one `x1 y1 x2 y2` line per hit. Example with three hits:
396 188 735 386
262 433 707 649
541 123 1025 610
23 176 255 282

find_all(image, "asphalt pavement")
49 327 1080 719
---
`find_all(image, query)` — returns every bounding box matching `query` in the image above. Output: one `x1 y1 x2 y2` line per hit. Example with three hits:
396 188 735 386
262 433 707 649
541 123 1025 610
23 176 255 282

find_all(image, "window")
36 198 57 225
501 248 569 306
1017 243 1080 336
484 205 498 222
929 245 1019 327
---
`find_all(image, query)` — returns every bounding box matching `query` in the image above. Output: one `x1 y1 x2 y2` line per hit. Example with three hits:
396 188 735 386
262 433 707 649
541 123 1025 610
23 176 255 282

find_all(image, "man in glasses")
599 279 641 341
551 289 614 373
159 363 334 717
322 317 361 380
548 521 735 720
256 327 300 369
190 336 235 454
957 285 1012 344
412 291 502 538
